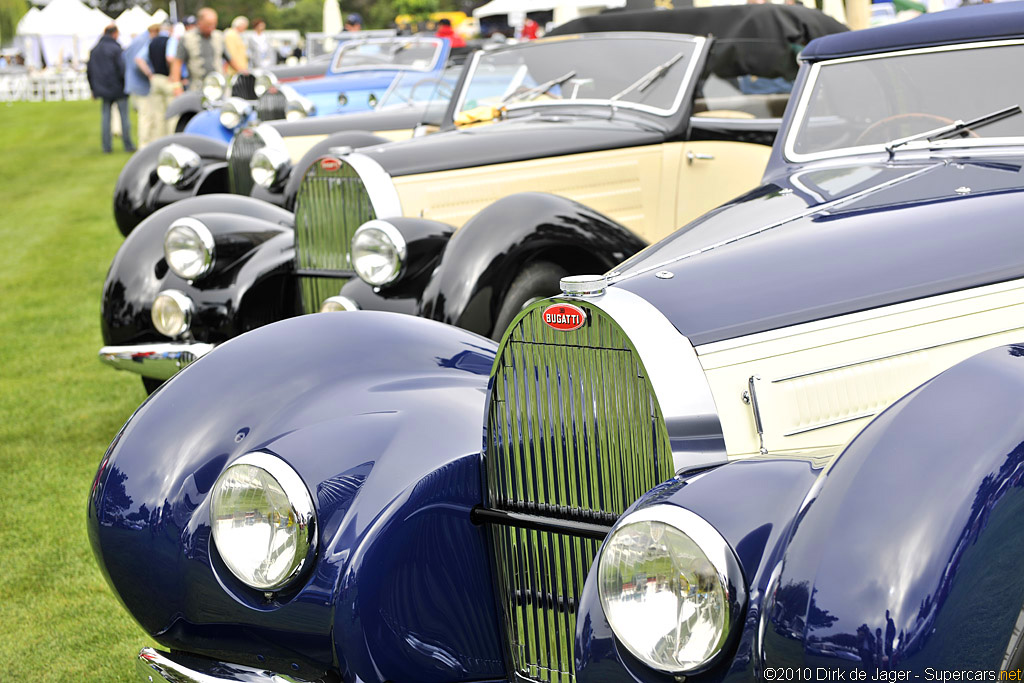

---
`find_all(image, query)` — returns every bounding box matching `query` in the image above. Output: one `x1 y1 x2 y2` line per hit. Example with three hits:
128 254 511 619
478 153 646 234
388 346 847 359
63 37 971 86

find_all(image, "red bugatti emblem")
542 303 586 331
320 157 342 172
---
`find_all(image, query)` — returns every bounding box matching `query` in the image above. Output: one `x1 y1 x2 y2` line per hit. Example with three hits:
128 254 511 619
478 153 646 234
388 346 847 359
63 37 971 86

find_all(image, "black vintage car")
99 6 846 392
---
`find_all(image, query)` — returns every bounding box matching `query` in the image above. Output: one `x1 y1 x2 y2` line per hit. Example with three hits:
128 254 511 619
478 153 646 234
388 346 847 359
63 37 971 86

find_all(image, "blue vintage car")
89 5 1024 682
183 35 452 144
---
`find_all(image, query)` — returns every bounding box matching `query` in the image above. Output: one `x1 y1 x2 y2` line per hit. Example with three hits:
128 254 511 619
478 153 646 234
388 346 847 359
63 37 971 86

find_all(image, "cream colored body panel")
373 128 415 142
391 141 770 243
695 279 1024 458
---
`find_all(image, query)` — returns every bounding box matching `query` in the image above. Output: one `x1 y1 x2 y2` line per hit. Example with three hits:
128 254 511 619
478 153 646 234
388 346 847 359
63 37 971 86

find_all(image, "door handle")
686 150 715 164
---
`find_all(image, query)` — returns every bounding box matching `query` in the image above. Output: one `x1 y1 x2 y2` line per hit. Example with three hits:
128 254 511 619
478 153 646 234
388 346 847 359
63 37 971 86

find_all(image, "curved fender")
183 109 235 144
102 195 296 346
166 90 204 120
277 130 395 211
763 344 1024 672
419 192 648 337
114 134 229 236
87 312 503 681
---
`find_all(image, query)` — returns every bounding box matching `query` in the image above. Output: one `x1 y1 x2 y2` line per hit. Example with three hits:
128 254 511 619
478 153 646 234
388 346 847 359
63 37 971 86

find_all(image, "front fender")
88 312 504 681
764 344 1024 672
183 109 238 144
419 192 647 337
102 195 296 347
166 91 204 120
114 134 229 236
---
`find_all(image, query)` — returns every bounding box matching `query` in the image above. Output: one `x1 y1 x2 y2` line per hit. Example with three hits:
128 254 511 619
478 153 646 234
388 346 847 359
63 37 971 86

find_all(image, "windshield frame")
451 34 707 119
330 36 445 74
784 39 1024 163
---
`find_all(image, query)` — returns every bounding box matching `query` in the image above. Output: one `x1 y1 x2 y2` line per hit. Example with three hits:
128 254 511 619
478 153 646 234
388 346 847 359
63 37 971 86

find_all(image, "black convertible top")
549 5 848 79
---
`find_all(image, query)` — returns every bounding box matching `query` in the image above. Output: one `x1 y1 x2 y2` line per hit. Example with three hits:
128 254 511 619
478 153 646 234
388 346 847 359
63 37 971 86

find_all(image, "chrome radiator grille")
293 158 376 313
256 91 287 121
485 303 673 683
228 128 264 196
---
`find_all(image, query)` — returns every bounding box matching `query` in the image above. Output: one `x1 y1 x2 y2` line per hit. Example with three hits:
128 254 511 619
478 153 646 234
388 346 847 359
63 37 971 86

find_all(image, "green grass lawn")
0 100 155 680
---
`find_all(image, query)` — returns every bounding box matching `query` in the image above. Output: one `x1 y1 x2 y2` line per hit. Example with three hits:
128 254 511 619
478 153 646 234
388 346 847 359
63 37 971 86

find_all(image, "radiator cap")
560 274 606 298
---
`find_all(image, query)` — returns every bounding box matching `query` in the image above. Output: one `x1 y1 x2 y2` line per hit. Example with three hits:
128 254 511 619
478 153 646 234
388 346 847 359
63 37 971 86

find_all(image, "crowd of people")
85 8 277 153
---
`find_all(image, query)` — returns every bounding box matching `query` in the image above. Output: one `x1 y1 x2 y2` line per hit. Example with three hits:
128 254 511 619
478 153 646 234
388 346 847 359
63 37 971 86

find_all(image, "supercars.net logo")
543 303 587 331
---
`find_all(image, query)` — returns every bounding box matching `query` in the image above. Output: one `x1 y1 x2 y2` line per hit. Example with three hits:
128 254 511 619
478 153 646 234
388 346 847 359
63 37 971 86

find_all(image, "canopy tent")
116 6 156 39
150 9 168 24
473 0 626 24
15 0 111 67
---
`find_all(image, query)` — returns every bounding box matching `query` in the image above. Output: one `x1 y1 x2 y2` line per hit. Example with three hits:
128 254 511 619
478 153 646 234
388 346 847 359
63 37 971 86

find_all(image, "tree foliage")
0 0 28 47
393 0 438 21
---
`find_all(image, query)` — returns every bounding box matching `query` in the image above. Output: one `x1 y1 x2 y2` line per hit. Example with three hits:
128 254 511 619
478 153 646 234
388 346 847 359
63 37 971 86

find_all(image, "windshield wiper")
610 50 686 103
885 104 1022 158
501 70 577 105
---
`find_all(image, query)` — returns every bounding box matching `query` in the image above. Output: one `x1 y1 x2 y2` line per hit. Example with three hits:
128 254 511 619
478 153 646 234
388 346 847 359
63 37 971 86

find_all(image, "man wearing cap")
344 13 362 31
87 24 136 153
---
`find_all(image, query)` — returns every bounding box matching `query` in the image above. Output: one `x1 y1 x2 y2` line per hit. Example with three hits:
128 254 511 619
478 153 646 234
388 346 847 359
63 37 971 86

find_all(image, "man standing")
171 8 246 95
224 16 249 77
87 24 136 153
124 25 154 143
136 23 174 145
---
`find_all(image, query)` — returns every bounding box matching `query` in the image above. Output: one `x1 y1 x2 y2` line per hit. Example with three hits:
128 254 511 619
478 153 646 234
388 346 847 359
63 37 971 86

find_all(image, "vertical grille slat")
228 128 263 195
293 158 377 313
486 304 673 683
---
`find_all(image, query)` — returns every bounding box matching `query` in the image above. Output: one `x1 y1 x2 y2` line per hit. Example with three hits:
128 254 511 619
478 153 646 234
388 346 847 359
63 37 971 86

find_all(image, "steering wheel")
855 113 980 146
409 77 454 102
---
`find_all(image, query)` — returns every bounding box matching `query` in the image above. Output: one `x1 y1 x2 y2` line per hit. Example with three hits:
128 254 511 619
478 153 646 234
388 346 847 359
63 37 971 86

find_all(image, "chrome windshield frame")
330 36 445 75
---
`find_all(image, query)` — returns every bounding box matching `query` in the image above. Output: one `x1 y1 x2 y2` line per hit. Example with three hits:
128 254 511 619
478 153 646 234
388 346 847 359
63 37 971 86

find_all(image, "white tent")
16 6 43 33
116 6 155 39
473 0 627 24
150 9 169 24
15 0 111 65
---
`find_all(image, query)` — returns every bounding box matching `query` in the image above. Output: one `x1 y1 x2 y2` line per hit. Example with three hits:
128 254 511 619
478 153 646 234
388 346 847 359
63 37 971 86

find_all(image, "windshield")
332 37 442 73
789 43 1024 159
376 64 461 110
456 35 701 117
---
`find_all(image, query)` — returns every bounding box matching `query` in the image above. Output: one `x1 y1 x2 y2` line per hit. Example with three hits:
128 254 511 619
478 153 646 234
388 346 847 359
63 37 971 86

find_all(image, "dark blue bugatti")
89 5 1024 682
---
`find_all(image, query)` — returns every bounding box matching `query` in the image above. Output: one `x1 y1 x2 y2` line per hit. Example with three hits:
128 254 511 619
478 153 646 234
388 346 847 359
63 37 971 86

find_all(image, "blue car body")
90 5 1024 682
183 36 451 144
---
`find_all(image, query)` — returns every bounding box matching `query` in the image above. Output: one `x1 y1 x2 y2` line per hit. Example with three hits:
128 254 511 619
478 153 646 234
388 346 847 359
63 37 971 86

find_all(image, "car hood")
354 115 668 177
614 153 1024 346
267 104 434 137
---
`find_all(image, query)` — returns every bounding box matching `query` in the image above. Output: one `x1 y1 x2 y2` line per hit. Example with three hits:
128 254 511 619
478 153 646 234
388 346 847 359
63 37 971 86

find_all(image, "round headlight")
219 97 251 130
285 97 313 121
203 72 227 102
151 289 193 337
156 143 201 188
598 505 745 674
164 218 215 280
351 220 406 286
320 295 360 313
254 71 278 97
250 147 291 189
210 452 317 592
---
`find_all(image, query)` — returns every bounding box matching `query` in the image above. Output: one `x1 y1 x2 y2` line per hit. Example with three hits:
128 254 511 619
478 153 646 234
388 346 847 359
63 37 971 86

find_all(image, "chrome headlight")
202 72 227 102
320 295 360 313
250 146 291 190
219 97 252 130
598 505 745 674
254 71 279 97
151 289 194 337
351 220 406 286
156 143 201 188
285 96 314 121
210 452 317 592
164 217 215 280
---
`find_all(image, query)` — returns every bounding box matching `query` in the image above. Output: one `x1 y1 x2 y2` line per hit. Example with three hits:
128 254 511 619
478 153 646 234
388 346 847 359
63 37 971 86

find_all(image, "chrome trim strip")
782 411 876 437
137 647 311 683
98 342 215 380
612 162 939 287
746 375 767 455
599 504 747 675
785 40 1024 163
327 150 403 218
696 277 1024 355
581 287 726 473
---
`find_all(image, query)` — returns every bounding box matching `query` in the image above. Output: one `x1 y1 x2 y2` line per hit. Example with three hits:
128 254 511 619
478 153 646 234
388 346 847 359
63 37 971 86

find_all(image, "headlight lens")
351 220 406 286
219 97 252 130
210 452 317 592
320 295 360 313
254 71 278 97
156 143 201 187
164 218 215 280
250 147 291 189
285 97 313 121
151 289 193 337
202 72 227 102
598 505 745 673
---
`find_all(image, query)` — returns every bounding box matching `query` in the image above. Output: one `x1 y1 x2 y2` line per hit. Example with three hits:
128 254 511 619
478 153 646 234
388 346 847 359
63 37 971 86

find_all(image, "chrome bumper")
137 647 311 683
99 342 215 380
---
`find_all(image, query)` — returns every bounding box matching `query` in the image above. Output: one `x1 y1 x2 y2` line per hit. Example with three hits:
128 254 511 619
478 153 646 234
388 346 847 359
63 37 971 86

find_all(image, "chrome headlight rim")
250 146 292 190
202 72 227 103
285 96 314 121
320 295 361 313
219 97 253 130
163 217 215 281
254 70 279 98
210 451 318 593
351 219 407 287
151 289 194 338
156 143 202 188
598 504 747 675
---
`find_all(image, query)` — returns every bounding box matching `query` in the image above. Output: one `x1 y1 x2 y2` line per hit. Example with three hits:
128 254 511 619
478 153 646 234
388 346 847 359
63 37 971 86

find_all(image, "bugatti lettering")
543 303 587 331
320 158 341 172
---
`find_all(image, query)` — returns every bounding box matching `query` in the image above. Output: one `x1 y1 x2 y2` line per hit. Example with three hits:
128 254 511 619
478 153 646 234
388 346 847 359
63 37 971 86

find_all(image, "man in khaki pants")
136 23 175 146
